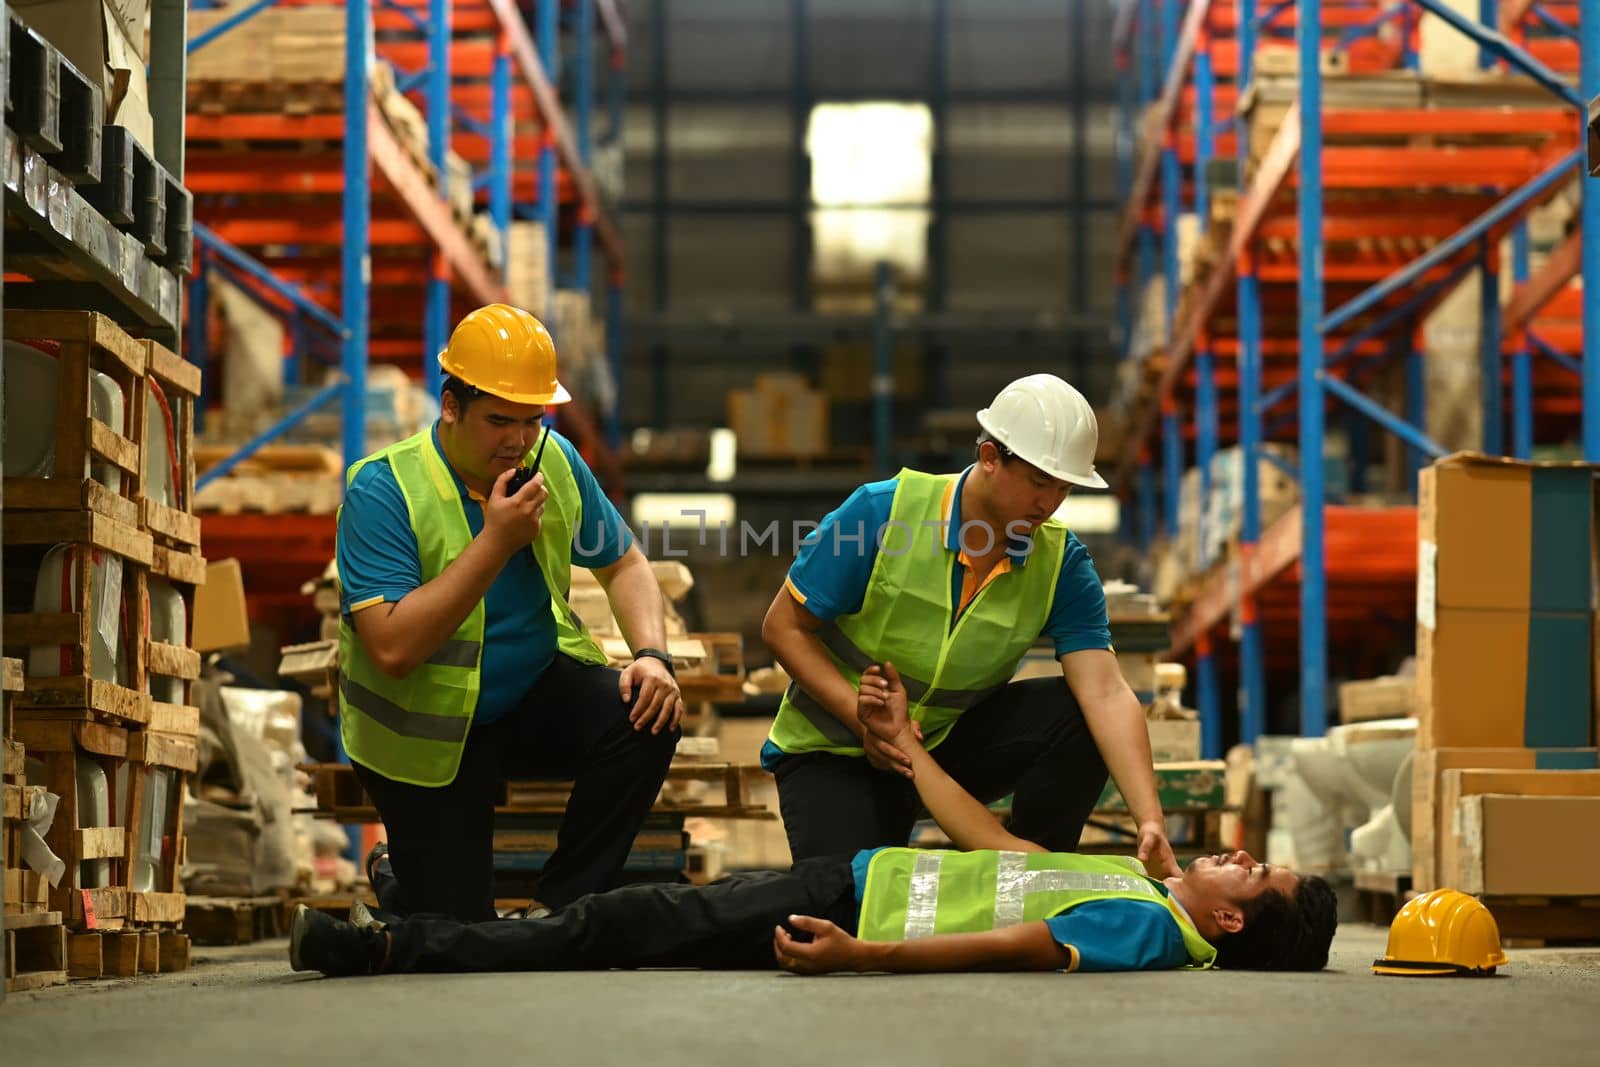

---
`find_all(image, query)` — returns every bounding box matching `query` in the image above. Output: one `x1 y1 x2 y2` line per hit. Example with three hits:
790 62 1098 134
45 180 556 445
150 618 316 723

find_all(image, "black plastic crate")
55 53 102 184
161 171 193 275
83 124 136 225
10 22 62 155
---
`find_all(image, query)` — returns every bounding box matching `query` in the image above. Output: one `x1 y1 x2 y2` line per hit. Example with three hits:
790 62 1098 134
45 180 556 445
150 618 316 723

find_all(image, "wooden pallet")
1483 895 1600 945
67 928 188 979
188 78 345 116
4 911 68 993
1353 869 1413 925
184 896 290 946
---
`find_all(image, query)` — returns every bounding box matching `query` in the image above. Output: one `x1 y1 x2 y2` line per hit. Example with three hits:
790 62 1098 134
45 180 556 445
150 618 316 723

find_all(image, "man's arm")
761 590 865 738
1060 649 1179 878
351 468 542 677
773 915 1072 974
858 664 1044 853
592 543 683 732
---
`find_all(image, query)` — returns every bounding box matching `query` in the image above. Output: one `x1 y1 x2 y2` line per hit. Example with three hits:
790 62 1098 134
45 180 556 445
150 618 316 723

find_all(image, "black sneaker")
364 841 390 886
289 904 385 977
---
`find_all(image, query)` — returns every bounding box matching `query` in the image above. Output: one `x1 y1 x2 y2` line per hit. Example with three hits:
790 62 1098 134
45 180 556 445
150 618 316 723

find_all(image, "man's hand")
773 915 871 975
619 655 683 734
1136 820 1182 879
858 662 922 778
482 468 547 553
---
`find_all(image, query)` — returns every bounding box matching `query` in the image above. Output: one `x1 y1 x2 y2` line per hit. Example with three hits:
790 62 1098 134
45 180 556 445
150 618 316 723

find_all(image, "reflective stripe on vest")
768 468 1066 759
339 674 471 743
900 850 1162 939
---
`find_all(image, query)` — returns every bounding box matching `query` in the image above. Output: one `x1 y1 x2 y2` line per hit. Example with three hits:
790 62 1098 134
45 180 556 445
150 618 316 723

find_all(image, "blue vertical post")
1162 402 1182 538
1406 331 1427 490
573 0 595 291
1136 0 1156 106
873 261 895 476
1158 0 1180 347
1478 0 1499 69
187 256 209 434
1298 0 1327 737
1197 632 1221 759
1138 459 1158 550
1196 341 1219 536
1194 19 1214 234
342 0 371 475
491 33 513 275
538 0 560 314
1480 239 1504 455
424 0 451 398
1511 223 1533 458
285 314 305 386
1582 0 1600 461
1237 0 1265 744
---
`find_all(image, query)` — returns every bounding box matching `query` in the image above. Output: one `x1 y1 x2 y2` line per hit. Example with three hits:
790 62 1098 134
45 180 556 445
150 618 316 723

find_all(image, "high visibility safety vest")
768 468 1067 757
859 848 1217 969
337 429 609 787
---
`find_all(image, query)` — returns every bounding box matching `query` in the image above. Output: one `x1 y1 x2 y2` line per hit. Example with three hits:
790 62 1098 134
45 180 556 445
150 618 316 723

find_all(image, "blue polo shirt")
336 424 632 726
847 848 1192 971
762 467 1112 768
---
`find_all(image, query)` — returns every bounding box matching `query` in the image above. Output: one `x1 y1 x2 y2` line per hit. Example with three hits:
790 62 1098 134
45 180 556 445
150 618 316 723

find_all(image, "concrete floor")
3 923 1597 1066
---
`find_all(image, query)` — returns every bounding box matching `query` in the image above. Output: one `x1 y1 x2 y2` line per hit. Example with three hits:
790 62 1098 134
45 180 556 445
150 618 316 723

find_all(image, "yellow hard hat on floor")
439 304 572 406
1372 888 1509 977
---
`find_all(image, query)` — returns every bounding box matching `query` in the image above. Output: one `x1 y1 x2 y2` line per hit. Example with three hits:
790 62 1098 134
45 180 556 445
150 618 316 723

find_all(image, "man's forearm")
854 922 1070 973
596 548 667 652
1079 685 1166 827
766 625 865 738
367 533 512 675
902 735 1040 853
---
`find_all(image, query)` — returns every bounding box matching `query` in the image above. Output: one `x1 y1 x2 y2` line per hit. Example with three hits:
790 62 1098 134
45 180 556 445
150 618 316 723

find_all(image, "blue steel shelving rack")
1112 0 1598 753
185 0 627 484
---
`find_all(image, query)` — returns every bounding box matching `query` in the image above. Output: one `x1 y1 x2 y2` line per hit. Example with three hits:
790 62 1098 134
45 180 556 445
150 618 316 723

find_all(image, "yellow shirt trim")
784 576 808 605
349 594 388 613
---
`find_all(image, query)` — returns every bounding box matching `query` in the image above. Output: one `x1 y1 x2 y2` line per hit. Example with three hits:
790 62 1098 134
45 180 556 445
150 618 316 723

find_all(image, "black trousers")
353 653 680 921
773 676 1109 860
382 857 859 973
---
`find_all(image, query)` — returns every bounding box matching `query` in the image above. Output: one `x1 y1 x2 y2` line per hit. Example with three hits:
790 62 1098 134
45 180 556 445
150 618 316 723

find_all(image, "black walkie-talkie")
507 426 550 495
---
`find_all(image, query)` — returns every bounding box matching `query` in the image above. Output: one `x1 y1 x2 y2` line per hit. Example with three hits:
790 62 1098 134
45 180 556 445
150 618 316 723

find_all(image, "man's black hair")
441 374 483 415
975 430 1017 463
1211 874 1339 971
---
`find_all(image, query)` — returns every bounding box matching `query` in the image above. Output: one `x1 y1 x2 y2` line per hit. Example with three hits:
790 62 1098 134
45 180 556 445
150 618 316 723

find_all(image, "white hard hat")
975 373 1107 489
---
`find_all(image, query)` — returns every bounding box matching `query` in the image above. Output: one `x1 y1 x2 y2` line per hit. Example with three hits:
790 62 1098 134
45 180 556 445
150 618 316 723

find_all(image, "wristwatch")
632 647 676 676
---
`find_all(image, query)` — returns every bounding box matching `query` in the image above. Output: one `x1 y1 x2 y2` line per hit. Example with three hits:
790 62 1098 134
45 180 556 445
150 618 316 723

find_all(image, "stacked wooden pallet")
5 657 69 992
0 311 200 980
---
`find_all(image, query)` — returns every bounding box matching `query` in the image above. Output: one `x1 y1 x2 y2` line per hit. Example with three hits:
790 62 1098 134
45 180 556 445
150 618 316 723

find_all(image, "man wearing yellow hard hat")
762 373 1185 878
335 304 682 922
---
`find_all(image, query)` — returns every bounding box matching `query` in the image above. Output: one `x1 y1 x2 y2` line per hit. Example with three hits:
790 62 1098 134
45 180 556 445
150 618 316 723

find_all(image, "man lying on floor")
290 663 1337 977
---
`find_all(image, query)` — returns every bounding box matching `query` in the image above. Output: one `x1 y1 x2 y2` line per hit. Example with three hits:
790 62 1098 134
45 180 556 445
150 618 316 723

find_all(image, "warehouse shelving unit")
183 0 627 623
1113 0 1597 754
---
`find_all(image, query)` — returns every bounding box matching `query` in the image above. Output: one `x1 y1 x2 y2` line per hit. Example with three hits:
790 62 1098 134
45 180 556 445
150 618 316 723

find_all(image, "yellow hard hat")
438 304 572 405
1372 888 1509 977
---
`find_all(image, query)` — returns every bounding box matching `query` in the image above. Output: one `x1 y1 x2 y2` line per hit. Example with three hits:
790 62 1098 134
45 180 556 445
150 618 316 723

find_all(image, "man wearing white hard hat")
760 374 1181 878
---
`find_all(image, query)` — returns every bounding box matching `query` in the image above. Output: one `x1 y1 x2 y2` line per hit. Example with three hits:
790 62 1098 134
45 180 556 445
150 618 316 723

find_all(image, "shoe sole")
288 904 310 972
349 898 380 931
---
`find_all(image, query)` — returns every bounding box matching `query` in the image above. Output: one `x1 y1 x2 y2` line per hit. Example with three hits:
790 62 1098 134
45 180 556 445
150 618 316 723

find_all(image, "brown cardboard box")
186 7 346 83
1436 768 1600 892
1338 676 1415 723
1451 795 1600 896
727 384 830 458
1412 748 1600 890
1416 608 1528 748
1148 719 1201 763
14 0 154 153
193 559 250 653
1418 456 1533 612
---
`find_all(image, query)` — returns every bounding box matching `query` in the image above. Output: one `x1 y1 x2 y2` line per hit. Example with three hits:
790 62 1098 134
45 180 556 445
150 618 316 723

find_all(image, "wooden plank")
2 739 23 778
2 784 45 821
1 478 140 525
68 932 103 978
11 717 129 758
5 969 69 993
158 931 190 972
3 310 146 376
71 886 127 925
147 642 202 682
76 827 128 861
150 544 207 586
0 511 154 565
3 657 23 692
128 731 197 772
99 931 141 977
146 702 200 736
3 611 86 647
138 930 161 973
143 340 201 397
9 921 67 976
142 499 203 549
3 910 63 931
86 420 142 476
128 891 186 925
20 679 151 726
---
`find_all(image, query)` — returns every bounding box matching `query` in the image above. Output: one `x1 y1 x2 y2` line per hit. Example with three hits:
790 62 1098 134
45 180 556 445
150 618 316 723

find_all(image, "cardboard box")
1338 676 1415 723
1436 768 1600 893
1416 606 1592 749
186 7 346 83
193 559 251 653
1412 747 1600 890
728 384 830 458
1148 718 1201 763
14 0 154 153
1418 453 1596 615
1451 795 1600 896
